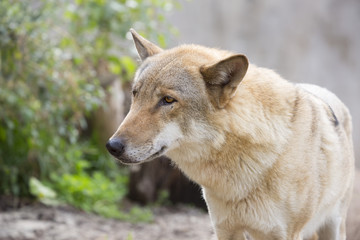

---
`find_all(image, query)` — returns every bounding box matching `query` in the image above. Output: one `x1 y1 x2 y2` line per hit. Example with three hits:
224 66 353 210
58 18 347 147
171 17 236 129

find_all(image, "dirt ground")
0 204 213 240
1 170 359 240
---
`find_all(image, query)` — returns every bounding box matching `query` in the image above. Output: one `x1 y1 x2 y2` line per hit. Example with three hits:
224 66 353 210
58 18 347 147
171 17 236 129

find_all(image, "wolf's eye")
132 90 137 97
162 96 176 105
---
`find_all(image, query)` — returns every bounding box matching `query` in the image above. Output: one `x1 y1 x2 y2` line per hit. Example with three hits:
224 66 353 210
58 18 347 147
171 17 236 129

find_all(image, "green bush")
30 159 153 222
0 0 98 196
0 0 177 220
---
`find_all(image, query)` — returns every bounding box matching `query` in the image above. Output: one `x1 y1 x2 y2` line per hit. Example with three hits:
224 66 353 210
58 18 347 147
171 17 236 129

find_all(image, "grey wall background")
168 0 360 166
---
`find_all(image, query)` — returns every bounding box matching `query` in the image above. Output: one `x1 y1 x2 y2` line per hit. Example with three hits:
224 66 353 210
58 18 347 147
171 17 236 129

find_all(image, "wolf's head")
106 29 248 164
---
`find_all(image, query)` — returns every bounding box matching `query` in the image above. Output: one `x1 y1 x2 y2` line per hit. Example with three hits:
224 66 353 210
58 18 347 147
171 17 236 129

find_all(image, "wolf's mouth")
114 146 168 165
149 146 167 160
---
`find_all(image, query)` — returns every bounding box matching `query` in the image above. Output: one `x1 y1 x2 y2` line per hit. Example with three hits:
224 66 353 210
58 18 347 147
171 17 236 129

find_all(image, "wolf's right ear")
200 54 249 108
130 29 163 61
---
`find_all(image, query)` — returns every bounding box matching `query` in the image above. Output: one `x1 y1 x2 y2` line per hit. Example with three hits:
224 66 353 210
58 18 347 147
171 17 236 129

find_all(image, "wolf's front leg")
317 215 345 240
247 229 305 240
215 227 247 240
216 228 283 240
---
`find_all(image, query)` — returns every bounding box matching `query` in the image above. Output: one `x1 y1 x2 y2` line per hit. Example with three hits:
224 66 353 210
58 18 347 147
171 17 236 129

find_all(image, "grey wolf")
106 29 355 240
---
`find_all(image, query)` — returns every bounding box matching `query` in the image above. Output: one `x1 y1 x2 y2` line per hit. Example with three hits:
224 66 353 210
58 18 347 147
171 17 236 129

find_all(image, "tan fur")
106 30 355 240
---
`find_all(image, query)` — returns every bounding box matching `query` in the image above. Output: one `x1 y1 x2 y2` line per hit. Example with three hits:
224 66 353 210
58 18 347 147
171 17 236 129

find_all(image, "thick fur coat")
106 30 354 240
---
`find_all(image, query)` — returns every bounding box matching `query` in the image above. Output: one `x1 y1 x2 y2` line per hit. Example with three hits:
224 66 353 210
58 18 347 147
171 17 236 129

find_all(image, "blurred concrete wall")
168 0 360 166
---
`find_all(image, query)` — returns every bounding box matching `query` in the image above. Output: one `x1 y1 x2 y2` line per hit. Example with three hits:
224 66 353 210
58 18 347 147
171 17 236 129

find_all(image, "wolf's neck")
169 129 285 200
167 66 297 200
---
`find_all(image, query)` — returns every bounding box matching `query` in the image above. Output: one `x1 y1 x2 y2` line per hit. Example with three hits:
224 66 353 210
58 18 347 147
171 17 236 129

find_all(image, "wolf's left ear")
130 28 163 61
200 54 249 108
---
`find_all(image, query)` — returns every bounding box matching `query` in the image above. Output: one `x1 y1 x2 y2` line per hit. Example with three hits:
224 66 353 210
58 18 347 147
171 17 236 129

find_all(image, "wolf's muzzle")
106 138 125 158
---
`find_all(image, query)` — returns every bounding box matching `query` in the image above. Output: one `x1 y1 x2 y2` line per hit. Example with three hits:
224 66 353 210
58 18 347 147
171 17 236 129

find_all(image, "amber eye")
164 96 175 103
161 96 177 105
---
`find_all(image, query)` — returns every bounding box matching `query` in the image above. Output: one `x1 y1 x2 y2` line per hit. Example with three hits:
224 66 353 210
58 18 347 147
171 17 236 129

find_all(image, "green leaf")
109 62 122 75
29 177 59 205
157 33 166 48
120 56 137 76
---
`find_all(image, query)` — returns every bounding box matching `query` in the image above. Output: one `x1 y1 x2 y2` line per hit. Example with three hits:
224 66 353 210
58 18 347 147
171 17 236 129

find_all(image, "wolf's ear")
130 28 163 61
200 54 249 108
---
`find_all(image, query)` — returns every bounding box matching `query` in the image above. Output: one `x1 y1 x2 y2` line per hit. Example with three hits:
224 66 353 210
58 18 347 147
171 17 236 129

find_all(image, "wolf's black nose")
106 138 125 157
